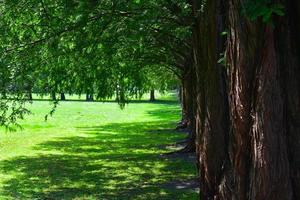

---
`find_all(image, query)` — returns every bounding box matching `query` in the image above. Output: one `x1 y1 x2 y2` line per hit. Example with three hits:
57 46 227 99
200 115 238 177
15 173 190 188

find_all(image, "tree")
139 65 179 102
0 0 191 122
2 0 299 199
188 1 229 198
225 0 299 198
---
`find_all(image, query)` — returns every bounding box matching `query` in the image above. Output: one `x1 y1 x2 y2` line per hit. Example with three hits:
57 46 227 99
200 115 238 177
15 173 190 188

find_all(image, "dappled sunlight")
0 100 197 200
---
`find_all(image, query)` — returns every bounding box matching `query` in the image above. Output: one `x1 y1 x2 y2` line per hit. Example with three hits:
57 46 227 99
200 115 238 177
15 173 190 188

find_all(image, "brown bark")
276 1 300 198
190 0 230 198
176 81 189 130
179 85 186 122
176 58 197 153
227 3 257 199
189 0 300 199
225 0 300 199
181 82 187 121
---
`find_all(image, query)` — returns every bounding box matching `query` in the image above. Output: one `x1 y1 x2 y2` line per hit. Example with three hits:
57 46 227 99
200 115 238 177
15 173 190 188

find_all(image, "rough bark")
190 0 230 198
225 0 300 199
190 0 300 199
276 1 300 198
175 55 197 153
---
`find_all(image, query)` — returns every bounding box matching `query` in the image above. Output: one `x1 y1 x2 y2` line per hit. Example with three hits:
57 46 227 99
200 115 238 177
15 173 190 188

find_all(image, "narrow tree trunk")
178 85 183 105
86 94 93 101
60 93 66 101
51 92 56 100
28 91 33 101
26 83 33 101
177 85 186 123
150 89 155 101
176 81 189 130
180 80 188 123
173 53 197 151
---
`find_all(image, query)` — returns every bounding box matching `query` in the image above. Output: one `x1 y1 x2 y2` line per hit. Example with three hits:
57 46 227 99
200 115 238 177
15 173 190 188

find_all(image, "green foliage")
0 98 31 130
0 0 192 125
243 0 285 23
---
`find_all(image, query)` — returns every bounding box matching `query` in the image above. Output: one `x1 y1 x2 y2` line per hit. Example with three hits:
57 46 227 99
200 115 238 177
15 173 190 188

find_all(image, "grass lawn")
0 94 197 200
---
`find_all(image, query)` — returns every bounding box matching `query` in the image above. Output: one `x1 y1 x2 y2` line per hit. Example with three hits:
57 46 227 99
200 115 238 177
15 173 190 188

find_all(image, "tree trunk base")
176 138 191 145
60 93 66 101
175 120 189 130
176 141 196 153
150 89 155 102
166 137 196 155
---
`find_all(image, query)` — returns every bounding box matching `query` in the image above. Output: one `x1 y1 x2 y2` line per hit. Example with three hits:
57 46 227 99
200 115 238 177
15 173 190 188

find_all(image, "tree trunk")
150 89 155 101
86 94 93 101
28 91 33 101
173 53 198 153
60 93 66 101
180 68 197 153
179 85 183 105
180 80 188 123
190 0 230 198
51 92 56 100
225 0 300 199
176 78 190 129
275 1 300 198
190 0 300 199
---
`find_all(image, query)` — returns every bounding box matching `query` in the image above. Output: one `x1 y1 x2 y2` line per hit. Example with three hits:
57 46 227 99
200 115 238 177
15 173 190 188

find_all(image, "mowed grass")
0 94 197 200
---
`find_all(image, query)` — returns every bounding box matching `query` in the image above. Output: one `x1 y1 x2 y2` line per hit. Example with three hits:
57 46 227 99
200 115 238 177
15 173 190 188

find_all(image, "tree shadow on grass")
0 121 197 200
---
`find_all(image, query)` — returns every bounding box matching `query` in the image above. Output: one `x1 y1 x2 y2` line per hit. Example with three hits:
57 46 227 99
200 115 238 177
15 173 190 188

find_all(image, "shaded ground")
162 178 199 191
0 99 197 200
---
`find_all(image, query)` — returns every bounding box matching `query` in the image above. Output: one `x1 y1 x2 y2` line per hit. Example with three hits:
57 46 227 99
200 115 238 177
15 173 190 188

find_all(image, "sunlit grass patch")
0 95 197 199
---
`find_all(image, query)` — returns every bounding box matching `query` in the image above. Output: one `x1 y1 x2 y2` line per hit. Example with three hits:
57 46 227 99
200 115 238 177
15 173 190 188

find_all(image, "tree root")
165 138 196 155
